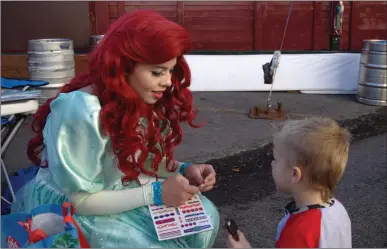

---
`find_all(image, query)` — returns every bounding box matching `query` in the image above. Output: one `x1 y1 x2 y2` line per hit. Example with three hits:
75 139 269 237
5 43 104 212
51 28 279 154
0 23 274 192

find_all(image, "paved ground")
208 134 387 248
2 92 386 247
176 92 384 163
3 92 384 175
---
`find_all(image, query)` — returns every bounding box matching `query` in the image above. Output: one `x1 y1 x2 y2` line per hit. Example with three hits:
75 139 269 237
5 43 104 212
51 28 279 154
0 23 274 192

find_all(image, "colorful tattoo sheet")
148 195 213 241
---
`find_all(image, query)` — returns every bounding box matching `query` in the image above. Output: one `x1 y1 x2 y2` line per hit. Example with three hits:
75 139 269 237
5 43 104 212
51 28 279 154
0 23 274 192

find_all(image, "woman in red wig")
11 10 219 248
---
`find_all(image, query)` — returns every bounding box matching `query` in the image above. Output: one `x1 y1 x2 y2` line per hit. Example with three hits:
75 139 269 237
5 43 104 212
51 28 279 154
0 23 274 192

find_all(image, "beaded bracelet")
152 181 163 205
179 162 193 175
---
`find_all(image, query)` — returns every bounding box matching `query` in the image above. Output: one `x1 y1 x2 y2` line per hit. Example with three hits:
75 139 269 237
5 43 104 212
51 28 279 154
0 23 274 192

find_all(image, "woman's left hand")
183 164 216 192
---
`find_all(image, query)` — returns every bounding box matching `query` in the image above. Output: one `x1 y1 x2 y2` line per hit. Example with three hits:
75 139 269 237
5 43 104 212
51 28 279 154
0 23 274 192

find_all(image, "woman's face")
127 58 177 104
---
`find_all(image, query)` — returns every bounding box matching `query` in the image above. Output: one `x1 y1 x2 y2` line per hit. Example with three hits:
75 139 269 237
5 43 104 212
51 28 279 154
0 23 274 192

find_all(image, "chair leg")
1 158 16 204
1 196 12 205
1 116 25 156
1 85 35 207
1 116 25 205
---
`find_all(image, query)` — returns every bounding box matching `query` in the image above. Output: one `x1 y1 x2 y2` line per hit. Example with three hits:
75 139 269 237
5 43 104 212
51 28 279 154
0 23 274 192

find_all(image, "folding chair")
1 77 48 206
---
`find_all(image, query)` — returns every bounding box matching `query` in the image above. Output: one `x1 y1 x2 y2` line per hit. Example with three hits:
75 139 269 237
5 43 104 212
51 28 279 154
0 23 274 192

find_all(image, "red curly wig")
27 10 200 183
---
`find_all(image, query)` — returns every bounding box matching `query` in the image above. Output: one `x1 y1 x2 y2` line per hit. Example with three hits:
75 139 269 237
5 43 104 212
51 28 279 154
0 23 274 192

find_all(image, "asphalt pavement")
207 134 386 248
2 91 386 247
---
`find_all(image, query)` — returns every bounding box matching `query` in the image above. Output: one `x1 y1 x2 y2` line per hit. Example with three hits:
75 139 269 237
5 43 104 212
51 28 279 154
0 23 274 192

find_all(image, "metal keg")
356 39 387 106
28 39 75 103
89 35 104 52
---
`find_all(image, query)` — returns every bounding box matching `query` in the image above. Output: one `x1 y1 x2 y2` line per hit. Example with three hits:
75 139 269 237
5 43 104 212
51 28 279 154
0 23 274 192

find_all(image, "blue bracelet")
179 162 193 175
152 181 163 205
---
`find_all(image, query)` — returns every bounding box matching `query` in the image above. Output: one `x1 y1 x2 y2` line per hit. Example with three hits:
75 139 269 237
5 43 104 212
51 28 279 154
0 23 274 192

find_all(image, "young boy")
227 117 352 248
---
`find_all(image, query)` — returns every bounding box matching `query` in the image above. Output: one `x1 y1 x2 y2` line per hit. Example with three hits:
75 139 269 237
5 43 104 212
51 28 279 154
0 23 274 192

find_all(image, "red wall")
348 1 387 50
2 1 386 53
1 1 90 53
93 1 387 51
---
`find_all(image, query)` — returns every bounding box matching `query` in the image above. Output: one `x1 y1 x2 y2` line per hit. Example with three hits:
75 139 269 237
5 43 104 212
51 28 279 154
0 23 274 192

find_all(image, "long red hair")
27 10 200 183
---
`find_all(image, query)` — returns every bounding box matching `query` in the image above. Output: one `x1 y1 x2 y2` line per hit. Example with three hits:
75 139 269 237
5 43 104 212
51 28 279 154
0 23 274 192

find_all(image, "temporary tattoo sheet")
148 195 213 241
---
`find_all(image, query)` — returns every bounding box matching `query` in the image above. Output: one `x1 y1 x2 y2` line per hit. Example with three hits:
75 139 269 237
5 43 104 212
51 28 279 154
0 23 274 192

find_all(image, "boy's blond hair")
273 117 351 201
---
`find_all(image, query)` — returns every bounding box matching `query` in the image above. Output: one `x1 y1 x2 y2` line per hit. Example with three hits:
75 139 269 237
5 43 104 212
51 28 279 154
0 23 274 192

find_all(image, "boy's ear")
291 166 302 184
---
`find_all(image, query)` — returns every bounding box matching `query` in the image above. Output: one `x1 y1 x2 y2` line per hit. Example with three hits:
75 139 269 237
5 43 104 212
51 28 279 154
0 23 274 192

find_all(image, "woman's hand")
184 164 216 192
227 231 252 248
162 174 199 206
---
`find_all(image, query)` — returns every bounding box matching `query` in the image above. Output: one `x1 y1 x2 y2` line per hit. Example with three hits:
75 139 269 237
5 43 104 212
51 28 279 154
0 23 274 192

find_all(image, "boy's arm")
276 210 321 248
276 232 315 248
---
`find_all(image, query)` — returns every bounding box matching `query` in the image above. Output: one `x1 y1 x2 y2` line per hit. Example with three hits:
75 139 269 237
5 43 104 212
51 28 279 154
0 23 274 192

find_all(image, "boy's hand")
226 230 251 248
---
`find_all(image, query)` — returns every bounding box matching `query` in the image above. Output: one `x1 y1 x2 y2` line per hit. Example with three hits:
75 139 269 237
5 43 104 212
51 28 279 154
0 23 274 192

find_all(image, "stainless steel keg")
28 38 75 103
356 39 387 106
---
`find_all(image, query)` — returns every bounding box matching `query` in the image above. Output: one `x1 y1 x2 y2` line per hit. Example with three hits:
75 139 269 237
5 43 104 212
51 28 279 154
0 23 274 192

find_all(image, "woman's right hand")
162 174 199 206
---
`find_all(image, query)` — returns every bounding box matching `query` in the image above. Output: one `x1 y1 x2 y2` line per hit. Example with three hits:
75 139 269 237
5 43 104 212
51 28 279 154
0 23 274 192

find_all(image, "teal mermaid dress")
11 91 219 248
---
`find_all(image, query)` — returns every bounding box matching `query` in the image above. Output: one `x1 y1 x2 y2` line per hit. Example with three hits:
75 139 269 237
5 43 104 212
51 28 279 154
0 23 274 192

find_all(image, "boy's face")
271 143 294 193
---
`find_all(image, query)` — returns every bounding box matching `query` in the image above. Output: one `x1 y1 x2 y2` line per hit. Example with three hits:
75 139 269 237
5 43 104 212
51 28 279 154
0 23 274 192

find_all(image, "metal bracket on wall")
330 1 344 50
